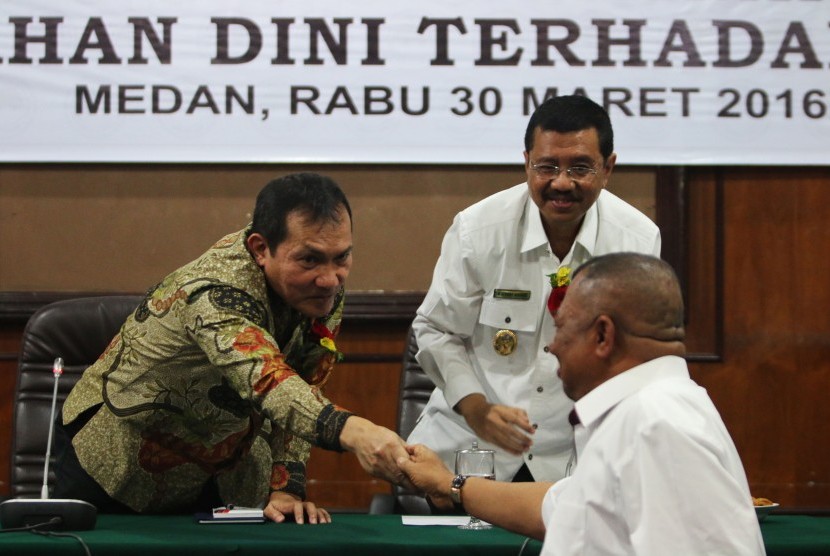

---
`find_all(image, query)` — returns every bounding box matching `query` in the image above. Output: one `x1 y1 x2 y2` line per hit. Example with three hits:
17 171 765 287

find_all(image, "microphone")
0 357 97 531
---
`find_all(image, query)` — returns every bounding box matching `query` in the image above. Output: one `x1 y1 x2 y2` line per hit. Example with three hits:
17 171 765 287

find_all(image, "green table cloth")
1 512 827 555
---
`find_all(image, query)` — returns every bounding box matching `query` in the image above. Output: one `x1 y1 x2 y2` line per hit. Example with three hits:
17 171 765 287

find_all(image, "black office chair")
9 295 143 498
369 325 435 514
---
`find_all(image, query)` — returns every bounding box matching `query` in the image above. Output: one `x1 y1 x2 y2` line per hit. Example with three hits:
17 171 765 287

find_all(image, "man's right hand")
455 394 534 455
339 416 414 489
397 444 454 510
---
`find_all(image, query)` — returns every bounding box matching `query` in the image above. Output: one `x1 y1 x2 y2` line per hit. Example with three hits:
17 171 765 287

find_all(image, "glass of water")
454 441 495 530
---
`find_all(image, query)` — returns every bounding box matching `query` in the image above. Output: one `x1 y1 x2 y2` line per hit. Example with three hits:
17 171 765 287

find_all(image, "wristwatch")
450 474 468 507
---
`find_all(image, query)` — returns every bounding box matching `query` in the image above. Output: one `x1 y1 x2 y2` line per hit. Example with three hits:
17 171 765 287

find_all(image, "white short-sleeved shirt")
540 356 766 556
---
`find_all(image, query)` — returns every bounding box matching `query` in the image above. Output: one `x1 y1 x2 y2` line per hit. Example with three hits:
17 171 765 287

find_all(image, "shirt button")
505 317 511 324
528 454 534 460
543 346 549 353
536 386 543 393
532 423 538 430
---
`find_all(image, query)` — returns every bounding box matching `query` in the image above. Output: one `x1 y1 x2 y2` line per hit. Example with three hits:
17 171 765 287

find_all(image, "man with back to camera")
407 95 661 484
55 173 409 524
400 253 766 555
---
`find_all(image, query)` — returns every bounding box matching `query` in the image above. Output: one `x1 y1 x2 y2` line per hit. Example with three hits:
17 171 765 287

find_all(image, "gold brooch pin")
493 329 518 355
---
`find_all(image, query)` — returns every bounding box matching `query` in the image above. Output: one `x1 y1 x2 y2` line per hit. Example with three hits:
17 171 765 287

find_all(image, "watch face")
450 474 467 504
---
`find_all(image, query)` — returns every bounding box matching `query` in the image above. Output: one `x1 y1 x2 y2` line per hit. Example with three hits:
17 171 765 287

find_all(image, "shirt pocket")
478 297 538 333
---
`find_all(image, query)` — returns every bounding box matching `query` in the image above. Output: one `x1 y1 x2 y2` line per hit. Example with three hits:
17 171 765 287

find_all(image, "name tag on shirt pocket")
493 289 531 301
479 297 538 332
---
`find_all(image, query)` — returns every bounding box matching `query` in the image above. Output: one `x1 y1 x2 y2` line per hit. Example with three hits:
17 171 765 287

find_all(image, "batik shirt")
62 227 352 512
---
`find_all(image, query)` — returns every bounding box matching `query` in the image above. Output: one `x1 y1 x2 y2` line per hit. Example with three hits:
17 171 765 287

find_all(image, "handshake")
340 416 459 509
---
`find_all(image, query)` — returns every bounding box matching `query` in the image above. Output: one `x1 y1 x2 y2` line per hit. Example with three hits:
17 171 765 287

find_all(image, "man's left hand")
263 491 331 524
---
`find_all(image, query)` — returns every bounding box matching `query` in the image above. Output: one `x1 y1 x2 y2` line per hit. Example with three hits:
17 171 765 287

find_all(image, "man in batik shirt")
56 173 407 524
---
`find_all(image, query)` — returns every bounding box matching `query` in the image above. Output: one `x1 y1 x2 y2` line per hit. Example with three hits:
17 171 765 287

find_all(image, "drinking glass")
454 441 495 530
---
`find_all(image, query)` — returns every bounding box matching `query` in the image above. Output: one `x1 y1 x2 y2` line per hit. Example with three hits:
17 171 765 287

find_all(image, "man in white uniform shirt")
408 95 660 483
399 253 765 556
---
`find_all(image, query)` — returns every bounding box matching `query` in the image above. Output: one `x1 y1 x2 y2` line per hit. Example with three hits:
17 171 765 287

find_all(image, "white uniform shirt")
540 356 766 556
408 184 660 481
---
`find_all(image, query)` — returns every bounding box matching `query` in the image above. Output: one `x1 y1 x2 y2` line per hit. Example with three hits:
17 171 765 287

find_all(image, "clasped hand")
340 416 415 490
397 444 455 510
456 394 534 455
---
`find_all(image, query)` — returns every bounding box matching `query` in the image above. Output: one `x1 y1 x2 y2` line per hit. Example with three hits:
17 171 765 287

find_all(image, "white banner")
1 0 828 164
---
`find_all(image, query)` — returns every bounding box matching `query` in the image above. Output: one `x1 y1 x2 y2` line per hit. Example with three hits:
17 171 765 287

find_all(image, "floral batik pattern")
61 227 353 512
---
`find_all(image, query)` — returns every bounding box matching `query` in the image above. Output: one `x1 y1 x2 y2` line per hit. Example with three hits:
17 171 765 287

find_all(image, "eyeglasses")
530 162 598 182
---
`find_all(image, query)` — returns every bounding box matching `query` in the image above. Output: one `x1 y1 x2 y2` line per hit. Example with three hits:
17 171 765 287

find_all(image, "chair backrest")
392 325 436 514
396 326 436 440
10 295 143 498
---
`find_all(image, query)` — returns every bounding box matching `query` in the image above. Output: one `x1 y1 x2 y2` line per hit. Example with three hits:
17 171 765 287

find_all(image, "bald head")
570 253 685 343
549 253 685 401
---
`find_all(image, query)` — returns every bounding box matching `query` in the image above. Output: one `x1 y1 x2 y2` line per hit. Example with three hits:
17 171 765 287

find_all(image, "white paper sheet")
401 515 492 527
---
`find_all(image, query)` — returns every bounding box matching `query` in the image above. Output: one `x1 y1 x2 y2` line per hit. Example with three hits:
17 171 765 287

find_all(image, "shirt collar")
573 194 599 257
521 189 549 253
572 355 689 428
520 186 602 258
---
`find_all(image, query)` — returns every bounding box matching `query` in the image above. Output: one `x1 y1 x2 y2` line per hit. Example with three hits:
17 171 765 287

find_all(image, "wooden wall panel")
0 163 654 293
683 169 722 359
687 167 830 508
0 325 19 496
305 323 407 510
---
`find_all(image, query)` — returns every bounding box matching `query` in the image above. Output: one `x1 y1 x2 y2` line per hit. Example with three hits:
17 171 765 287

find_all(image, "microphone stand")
0 357 97 531
42 357 62 500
